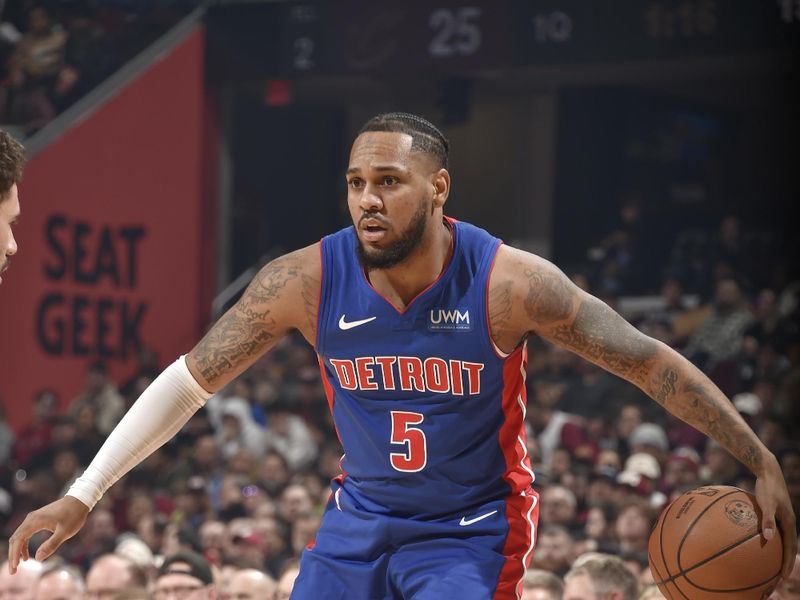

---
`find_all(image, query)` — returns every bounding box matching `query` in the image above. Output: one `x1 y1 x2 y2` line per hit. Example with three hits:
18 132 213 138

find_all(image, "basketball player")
0 129 25 286
8 113 797 598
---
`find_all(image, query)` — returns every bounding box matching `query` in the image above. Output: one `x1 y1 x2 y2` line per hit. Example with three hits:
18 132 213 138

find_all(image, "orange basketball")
648 485 783 599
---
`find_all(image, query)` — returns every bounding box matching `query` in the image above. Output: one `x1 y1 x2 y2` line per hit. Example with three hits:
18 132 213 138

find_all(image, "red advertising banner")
0 27 216 431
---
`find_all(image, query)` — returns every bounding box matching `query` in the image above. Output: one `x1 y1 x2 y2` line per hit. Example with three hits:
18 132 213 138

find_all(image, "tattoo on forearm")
670 380 762 471
653 368 678 406
193 257 300 384
550 298 657 385
522 268 573 325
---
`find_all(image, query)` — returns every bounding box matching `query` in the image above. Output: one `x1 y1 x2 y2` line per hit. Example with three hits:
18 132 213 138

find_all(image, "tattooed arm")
187 244 320 392
490 246 796 575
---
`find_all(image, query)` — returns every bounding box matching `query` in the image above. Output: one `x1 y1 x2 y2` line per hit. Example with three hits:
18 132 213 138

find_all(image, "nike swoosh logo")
459 509 498 527
338 315 377 330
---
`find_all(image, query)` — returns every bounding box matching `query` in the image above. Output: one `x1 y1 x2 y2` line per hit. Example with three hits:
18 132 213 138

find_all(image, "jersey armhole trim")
485 241 511 360
314 239 326 352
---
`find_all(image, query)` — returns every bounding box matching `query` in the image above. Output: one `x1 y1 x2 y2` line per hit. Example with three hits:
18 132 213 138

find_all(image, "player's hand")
7 496 90 574
754 455 797 580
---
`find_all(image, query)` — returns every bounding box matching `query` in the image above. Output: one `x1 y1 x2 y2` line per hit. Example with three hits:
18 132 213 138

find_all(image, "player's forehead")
348 131 417 173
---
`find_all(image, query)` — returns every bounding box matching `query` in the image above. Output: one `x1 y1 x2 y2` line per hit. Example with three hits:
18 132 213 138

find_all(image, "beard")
0 257 8 274
356 201 428 270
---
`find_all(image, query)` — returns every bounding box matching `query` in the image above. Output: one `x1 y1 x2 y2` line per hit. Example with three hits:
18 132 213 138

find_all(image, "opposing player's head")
347 112 450 270
0 129 25 285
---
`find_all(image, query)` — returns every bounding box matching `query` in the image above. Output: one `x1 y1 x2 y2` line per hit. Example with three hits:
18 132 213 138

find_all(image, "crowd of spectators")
0 211 798 599
0 1 192 135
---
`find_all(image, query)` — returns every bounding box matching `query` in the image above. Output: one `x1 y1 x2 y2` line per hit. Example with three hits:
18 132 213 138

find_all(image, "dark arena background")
0 1 798 598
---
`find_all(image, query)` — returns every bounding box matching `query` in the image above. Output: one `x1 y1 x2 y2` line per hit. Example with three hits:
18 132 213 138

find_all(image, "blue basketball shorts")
290 482 539 600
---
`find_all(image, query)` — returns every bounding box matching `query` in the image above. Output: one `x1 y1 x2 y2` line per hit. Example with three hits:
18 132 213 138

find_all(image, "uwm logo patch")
428 308 472 332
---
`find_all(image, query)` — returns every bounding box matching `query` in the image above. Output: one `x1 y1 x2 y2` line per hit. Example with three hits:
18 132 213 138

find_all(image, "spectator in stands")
274 561 300 600
616 453 665 507
199 519 229 566
73 403 105 458
540 485 579 530
12 389 58 468
744 289 797 358
289 512 322 557
595 450 622 473
85 553 148 599
225 519 268 571
530 379 595 468
584 502 617 549
662 447 701 496
36 564 85 600
58 6 113 110
628 424 669 464
7 5 66 132
522 568 564 600
278 485 313 527
709 216 748 279
251 514 291 577
258 451 291 497
0 559 43 599
614 499 658 554
68 508 118 569
154 552 215 600
702 440 743 487
564 554 639 600
262 401 318 471
70 363 125 436
215 401 266 460
684 277 753 372
533 525 575 577
614 405 643 458
228 568 276 600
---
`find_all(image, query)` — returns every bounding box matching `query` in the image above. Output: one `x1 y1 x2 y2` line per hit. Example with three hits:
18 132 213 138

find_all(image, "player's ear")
432 168 450 209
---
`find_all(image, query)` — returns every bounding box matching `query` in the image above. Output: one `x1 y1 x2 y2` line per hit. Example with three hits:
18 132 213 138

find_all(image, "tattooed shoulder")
522 264 574 326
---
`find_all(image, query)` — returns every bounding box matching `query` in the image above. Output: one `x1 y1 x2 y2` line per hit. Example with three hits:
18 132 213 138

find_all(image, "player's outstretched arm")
8 245 320 573
491 246 797 578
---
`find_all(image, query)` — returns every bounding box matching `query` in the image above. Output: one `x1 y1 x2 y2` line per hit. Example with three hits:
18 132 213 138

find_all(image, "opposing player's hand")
7 496 90 573
754 456 797 580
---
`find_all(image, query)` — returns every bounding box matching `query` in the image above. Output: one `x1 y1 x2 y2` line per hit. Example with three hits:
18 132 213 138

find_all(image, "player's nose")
358 184 383 212
6 230 18 256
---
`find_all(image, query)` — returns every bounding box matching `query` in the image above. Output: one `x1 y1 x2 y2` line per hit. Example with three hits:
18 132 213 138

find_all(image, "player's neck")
367 218 453 309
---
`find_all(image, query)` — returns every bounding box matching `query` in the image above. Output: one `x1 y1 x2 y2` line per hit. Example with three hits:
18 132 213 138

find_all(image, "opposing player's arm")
187 244 320 392
491 245 795 573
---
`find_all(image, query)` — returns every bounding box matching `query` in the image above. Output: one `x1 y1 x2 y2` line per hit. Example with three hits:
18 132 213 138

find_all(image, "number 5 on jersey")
390 411 427 472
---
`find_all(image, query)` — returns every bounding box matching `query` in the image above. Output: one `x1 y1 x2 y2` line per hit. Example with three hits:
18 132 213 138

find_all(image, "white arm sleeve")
66 355 212 510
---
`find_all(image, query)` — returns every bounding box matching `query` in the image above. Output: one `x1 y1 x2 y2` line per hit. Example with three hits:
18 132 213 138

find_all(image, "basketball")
648 485 783 599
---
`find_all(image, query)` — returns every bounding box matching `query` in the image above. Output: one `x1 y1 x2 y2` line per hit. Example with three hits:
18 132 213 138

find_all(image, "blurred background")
0 0 798 598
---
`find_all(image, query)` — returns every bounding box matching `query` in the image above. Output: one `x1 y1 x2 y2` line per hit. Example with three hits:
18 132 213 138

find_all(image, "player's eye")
348 178 363 189
381 176 398 186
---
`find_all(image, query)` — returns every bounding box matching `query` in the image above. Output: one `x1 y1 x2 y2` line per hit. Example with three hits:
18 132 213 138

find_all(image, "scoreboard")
206 0 800 79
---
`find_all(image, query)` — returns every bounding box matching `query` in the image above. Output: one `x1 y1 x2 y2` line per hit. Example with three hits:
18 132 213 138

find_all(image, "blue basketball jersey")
316 218 534 519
